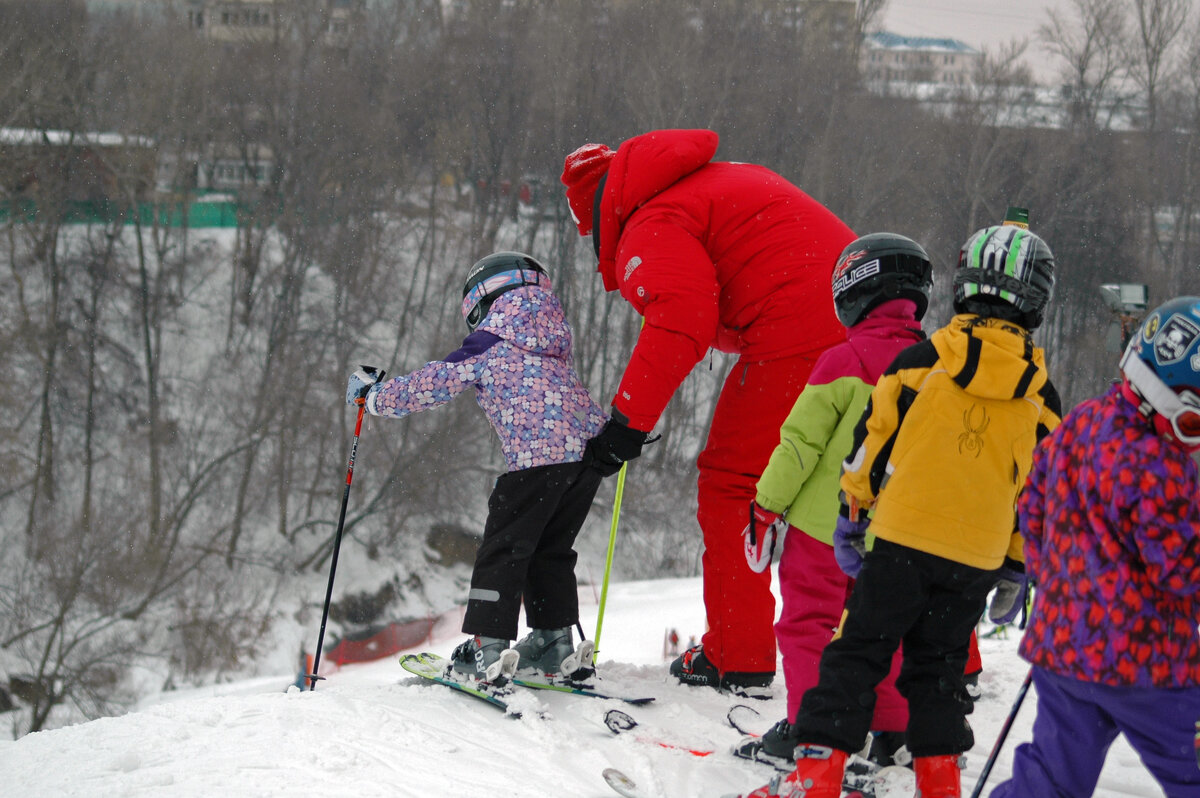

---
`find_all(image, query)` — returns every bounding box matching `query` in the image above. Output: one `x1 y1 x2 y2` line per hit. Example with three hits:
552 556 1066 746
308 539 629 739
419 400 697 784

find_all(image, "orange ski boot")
733 745 848 798
914 754 963 797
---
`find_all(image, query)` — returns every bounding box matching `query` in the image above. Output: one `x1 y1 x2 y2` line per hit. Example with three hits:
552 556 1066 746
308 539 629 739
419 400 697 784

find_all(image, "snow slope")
0 575 1167 797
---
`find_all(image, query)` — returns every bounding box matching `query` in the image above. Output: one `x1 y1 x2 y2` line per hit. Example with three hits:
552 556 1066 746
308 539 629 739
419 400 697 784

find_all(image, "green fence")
1 197 243 228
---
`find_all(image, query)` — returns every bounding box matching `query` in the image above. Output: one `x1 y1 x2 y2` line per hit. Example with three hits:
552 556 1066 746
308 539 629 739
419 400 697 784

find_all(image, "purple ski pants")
990 667 1200 797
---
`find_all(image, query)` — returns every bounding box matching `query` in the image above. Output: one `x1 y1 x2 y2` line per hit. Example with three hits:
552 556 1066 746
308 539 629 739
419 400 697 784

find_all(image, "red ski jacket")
594 129 854 431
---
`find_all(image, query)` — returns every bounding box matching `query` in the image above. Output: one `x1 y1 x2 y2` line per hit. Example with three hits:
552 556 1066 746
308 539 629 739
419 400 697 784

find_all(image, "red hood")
596 129 719 291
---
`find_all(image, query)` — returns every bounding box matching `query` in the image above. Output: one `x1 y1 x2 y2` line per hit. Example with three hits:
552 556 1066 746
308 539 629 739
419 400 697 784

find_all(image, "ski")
606 708 904 798
603 767 652 798
512 674 656 705
722 705 916 797
729 747 910 798
603 767 658 798
727 703 767 737
399 652 545 718
727 739 906 797
604 708 718 757
601 766 878 798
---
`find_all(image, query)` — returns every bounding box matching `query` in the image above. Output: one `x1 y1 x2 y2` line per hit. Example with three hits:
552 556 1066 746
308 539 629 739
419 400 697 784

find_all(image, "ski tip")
602 768 641 798
604 708 638 733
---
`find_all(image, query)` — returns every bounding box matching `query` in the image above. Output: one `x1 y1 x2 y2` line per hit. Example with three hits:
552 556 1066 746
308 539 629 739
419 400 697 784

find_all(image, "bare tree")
1129 0 1190 131
1039 0 1130 130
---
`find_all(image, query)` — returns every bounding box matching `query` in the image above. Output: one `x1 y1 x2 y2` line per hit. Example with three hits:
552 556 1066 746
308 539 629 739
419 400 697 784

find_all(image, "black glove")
584 412 649 477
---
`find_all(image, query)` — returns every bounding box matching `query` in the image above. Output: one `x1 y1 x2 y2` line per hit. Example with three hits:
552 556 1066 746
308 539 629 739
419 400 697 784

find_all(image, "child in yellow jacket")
734 223 1062 798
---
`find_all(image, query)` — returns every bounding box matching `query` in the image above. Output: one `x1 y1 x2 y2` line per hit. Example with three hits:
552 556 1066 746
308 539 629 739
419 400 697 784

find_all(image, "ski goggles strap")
1120 350 1200 446
461 268 548 321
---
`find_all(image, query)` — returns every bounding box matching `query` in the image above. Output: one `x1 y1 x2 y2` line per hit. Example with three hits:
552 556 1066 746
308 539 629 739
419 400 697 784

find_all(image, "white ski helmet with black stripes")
954 225 1055 330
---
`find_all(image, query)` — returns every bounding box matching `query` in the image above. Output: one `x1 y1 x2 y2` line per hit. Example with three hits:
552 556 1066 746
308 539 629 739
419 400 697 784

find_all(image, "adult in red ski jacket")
561 129 855 692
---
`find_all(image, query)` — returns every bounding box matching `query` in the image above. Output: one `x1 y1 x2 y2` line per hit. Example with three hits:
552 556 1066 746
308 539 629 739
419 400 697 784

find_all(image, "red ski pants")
695 352 817 675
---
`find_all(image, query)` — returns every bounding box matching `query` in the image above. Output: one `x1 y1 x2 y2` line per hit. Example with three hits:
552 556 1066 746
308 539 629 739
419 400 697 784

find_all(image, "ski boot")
864 730 912 768
670 644 773 698
914 754 964 797
725 744 848 798
670 644 720 688
734 717 801 769
513 627 594 681
448 635 518 685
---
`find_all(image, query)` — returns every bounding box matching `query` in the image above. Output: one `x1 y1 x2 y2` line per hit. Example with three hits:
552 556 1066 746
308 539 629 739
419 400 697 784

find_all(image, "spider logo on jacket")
958 404 990 457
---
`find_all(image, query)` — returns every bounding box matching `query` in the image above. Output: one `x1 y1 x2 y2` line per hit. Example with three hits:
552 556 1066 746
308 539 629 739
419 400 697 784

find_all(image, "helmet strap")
1120 348 1200 448
1119 377 1157 421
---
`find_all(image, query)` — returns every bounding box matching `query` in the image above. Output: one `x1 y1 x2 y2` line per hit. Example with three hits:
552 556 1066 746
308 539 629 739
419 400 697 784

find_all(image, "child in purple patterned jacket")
992 295 1200 797
346 252 608 685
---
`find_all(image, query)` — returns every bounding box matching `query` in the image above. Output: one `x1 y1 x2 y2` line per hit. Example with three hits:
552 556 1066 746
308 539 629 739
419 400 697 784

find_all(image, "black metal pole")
307 399 368 690
969 667 1034 798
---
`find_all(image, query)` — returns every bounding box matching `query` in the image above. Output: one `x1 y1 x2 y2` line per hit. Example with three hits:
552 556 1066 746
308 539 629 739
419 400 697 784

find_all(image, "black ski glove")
584 411 650 477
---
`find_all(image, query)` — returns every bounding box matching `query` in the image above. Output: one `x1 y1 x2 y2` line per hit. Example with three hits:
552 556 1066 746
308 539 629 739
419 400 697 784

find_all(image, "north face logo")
624 256 642 282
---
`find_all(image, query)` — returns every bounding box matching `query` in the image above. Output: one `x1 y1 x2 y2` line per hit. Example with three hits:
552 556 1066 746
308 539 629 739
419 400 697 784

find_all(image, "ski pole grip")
352 366 386 407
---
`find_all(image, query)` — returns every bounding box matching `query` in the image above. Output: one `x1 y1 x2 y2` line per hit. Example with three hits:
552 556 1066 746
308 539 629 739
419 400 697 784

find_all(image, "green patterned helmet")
954 225 1055 329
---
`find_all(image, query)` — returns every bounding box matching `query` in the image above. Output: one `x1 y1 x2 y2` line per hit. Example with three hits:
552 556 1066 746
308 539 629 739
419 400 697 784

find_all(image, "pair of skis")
401 651 905 798
398 652 655 716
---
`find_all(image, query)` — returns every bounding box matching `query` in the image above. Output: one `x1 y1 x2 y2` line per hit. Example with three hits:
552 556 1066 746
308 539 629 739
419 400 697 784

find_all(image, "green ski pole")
592 459 628 661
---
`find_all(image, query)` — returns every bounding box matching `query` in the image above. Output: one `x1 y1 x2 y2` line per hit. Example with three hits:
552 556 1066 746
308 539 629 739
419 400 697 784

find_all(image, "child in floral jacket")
992 296 1200 797
346 252 607 684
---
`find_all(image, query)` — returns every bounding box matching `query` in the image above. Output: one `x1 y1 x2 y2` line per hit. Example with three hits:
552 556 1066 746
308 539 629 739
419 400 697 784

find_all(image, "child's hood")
475 286 573 359
931 314 1049 401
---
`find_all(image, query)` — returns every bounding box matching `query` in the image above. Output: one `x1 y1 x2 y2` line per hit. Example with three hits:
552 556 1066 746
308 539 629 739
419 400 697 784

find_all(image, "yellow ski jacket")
840 314 1062 570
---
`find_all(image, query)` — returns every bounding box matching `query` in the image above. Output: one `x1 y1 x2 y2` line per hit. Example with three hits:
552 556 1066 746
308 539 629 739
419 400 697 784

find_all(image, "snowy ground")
0 574 1166 797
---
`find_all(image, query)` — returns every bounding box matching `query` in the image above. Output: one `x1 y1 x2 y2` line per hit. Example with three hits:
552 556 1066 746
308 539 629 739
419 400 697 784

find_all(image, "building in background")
183 0 364 47
861 31 980 86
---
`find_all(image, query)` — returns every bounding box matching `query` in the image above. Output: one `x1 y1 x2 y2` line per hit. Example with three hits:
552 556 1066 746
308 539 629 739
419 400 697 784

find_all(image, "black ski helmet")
461 251 548 330
831 233 933 328
954 225 1055 330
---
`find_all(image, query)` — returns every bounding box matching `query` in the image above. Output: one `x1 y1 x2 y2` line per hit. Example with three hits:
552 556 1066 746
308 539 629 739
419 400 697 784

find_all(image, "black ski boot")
865 730 912 768
734 717 801 769
670 644 721 688
669 644 773 698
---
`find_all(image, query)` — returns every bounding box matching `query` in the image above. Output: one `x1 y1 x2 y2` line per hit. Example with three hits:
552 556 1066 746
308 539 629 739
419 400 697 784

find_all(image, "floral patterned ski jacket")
367 286 606 472
1018 383 1200 688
